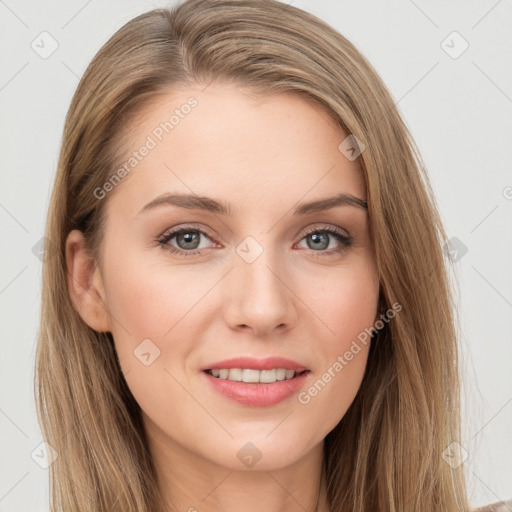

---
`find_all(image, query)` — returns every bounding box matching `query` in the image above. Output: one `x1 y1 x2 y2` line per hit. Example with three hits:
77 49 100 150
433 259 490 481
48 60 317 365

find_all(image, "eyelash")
156 224 353 258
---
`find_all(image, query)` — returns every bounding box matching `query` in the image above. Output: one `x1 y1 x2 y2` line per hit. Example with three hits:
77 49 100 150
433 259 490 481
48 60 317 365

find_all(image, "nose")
223 249 298 337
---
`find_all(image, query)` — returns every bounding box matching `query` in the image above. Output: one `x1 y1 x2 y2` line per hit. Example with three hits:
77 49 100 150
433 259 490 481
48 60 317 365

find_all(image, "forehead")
105 82 366 218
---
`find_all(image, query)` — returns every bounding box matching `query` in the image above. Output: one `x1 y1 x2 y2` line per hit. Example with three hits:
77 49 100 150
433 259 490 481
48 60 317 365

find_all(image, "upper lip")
201 356 309 372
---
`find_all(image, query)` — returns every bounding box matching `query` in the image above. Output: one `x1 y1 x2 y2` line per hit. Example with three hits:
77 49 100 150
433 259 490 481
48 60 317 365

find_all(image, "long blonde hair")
35 0 470 510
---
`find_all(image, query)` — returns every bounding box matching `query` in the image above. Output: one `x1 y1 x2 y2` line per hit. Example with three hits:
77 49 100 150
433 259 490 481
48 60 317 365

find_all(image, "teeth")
276 368 286 380
229 368 243 381
259 369 278 383
208 368 302 383
285 369 295 379
242 369 260 383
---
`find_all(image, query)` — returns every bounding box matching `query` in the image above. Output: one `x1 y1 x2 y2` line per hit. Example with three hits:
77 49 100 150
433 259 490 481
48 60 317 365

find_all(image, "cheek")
100 248 215 379
103 248 210 337
317 282 377 345
292 257 378 430
296 340 370 445
101 254 213 426
303 254 379 347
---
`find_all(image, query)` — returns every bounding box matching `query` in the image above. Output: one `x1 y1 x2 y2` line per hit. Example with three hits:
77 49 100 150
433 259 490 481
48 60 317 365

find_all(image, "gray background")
1 1 511 510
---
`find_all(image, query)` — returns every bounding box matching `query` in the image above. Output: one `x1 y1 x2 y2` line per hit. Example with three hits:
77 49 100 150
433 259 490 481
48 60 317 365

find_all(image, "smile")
205 368 309 383
202 369 310 407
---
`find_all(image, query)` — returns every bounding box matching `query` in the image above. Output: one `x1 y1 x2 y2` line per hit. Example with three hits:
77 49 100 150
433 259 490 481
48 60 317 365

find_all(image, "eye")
296 225 353 256
157 223 353 258
157 225 217 256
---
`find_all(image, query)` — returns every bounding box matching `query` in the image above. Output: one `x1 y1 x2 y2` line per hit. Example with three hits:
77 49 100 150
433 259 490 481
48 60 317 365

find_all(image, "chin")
204 434 316 472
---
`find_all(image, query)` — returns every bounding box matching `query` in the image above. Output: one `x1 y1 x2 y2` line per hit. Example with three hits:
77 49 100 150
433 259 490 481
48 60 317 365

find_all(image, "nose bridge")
225 237 297 334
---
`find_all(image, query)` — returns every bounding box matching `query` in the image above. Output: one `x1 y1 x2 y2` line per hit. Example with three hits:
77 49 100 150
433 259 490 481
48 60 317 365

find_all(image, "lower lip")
202 370 310 407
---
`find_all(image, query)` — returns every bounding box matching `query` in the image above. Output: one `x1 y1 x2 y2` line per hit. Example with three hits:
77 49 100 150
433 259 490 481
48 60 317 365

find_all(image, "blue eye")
298 225 353 254
157 224 353 257
157 226 214 256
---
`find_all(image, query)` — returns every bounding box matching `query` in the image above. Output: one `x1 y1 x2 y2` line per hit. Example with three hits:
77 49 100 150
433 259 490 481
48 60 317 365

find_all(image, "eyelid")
300 223 350 239
158 223 218 244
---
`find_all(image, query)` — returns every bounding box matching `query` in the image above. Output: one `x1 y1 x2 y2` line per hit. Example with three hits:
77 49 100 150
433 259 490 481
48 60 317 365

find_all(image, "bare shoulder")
473 499 512 512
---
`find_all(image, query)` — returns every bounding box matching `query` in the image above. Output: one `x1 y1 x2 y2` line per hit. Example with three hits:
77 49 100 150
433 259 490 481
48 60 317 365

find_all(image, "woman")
34 0 505 510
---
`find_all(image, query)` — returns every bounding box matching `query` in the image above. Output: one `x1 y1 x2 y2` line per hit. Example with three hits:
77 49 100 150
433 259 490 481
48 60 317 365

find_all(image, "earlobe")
65 229 111 333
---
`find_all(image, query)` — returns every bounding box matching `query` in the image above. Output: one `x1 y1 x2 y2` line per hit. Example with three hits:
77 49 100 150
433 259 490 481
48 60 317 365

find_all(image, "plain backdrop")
1 1 511 510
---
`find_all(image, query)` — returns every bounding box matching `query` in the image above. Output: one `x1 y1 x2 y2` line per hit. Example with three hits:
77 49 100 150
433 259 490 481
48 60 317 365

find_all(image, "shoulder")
473 499 512 512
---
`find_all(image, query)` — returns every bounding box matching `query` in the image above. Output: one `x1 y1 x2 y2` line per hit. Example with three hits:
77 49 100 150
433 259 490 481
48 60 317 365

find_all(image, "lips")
200 356 310 406
202 369 310 407
201 356 309 372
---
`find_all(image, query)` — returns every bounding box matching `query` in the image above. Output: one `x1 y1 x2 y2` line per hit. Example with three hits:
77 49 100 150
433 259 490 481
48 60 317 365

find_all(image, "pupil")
308 233 328 250
178 231 200 249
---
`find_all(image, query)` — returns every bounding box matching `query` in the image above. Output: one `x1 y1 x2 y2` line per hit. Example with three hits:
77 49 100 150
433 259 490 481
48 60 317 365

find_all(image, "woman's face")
82 82 380 471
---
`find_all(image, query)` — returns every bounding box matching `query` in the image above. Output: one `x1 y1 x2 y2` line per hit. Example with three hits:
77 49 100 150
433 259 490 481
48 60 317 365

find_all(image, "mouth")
202 368 311 407
203 368 310 384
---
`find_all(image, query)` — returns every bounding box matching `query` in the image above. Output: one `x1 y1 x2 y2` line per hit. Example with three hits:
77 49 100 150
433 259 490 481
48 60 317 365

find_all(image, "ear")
65 229 112 333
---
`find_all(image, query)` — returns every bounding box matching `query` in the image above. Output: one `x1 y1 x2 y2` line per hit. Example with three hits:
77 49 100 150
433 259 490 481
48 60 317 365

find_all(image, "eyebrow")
138 192 368 217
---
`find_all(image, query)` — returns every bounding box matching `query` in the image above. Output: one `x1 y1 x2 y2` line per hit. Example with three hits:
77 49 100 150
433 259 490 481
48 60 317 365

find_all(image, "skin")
66 82 380 512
